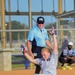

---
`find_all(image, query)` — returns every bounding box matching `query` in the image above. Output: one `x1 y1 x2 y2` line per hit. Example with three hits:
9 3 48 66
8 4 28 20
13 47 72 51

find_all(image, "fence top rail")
0 28 75 32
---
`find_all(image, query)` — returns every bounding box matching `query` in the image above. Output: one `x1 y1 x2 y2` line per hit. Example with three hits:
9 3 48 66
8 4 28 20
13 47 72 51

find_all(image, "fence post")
0 48 12 71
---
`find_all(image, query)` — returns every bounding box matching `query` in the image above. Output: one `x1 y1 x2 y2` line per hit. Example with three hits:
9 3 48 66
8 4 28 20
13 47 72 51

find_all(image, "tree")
6 21 27 40
45 22 56 29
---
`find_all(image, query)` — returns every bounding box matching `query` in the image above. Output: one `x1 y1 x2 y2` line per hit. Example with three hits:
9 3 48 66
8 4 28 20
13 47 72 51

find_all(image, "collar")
36 25 44 31
42 55 52 61
47 57 51 61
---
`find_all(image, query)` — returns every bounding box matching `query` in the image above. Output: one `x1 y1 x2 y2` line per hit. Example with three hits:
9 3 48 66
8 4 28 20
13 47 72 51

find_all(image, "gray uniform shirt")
35 51 58 75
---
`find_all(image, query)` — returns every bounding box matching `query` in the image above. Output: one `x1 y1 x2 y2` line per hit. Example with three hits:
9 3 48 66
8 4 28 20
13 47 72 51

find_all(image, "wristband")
21 45 26 54
52 33 55 35
23 50 26 54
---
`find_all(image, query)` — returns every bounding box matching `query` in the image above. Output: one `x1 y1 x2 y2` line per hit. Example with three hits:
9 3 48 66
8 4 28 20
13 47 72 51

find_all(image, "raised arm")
53 34 58 54
21 45 38 64
50 27 58 54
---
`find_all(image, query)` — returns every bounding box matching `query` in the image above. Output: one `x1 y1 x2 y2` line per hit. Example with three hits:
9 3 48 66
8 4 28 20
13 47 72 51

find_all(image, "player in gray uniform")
59 42 75 70
21 27 58 75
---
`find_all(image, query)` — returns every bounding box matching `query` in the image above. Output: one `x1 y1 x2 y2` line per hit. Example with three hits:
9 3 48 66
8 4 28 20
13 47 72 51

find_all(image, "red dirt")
0 67 75 75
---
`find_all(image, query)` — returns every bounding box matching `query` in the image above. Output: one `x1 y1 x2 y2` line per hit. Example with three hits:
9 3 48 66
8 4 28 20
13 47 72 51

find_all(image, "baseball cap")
68 42 73 46
37 16 44 24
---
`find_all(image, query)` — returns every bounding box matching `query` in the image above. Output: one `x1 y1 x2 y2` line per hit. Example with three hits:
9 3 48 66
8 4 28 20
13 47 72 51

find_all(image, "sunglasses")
38 22 44 24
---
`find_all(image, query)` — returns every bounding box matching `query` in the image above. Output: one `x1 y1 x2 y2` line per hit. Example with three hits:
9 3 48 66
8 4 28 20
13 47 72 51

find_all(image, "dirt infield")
0 67 75 75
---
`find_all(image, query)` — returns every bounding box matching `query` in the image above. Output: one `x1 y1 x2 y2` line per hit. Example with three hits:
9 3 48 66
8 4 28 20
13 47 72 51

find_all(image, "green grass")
12 64 24 68
12 62 36 69
12 55 25 69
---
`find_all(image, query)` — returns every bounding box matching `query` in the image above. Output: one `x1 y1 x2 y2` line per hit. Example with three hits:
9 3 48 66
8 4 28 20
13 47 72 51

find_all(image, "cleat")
65 66 72 70
61 66 66 70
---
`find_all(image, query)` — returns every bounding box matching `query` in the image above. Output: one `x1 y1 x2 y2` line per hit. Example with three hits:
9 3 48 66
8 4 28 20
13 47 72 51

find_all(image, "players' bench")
12 60 30 64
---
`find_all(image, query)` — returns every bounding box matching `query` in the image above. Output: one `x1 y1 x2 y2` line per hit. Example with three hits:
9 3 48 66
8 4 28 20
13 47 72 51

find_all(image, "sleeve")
35 58 41 65
52 51 58 67
74 51 75 56
27 29 35 41
72 49 75 56
63 49 68 56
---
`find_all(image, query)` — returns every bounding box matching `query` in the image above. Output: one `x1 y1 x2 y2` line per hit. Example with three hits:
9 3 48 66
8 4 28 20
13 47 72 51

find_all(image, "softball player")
21 27 58 75
59 42 75 70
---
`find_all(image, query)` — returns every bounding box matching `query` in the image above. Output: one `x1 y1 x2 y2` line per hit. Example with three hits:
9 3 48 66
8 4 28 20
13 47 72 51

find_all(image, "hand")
50 27 55 35
70 57 75 60
21 45 26 54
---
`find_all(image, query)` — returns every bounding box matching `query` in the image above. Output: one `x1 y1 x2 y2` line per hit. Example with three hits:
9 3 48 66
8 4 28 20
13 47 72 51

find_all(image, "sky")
5 0 74 26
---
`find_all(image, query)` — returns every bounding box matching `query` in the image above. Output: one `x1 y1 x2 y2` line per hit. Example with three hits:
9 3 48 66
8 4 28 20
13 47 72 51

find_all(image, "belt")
32 45 45 48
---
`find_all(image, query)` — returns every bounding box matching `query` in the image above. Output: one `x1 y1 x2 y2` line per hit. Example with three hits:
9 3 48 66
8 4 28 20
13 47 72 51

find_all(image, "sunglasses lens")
38 22 44 24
